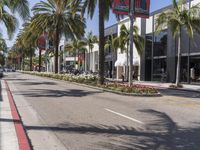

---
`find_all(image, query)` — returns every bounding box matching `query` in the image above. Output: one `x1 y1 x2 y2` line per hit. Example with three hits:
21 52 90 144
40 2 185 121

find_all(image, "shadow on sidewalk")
24 109 200 150
0 118 21 123
18 89 102 98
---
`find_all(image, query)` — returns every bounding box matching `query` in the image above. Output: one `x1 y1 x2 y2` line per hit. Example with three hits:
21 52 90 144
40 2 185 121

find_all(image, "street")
3 72 200 150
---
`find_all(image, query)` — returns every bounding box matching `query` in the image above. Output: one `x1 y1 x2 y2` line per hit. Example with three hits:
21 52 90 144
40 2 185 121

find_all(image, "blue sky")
2 0 172 47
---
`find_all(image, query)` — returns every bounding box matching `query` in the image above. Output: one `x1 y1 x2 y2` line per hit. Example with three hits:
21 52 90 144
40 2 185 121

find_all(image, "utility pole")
129 0 135 86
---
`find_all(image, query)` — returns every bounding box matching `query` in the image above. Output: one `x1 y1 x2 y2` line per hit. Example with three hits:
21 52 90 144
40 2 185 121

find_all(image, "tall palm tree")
65 40 87 69
0 0 29 38
85 31 98 71
0 38 7 52
119 24 145 81
82 0 112 84
21 21 38 71
31 0 86 73
14 21 38 71
156 0 200 86
105 34 119 78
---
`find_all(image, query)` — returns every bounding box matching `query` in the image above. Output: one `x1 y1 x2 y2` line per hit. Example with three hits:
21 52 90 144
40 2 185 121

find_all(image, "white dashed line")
105 108 144 124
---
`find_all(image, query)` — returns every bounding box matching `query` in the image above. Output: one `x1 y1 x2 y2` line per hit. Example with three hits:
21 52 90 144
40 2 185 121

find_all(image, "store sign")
112 0 130 15
113 0 150 18
37 33 47 50
135 0 150 18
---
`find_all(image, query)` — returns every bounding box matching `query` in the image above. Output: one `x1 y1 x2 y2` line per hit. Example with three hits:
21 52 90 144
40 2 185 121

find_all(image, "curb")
143 84 200 93
168 87 200 93
21 72 161 97
4 80 31 150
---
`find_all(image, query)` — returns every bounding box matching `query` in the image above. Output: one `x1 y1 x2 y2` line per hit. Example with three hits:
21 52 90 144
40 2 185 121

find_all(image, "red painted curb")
4 80 31 150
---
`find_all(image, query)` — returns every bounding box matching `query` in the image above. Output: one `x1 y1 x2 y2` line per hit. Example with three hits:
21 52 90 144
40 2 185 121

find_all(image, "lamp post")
129 0 135 86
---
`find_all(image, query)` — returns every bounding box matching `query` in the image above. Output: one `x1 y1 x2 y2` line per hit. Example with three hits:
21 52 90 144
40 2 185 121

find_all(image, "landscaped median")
20 71 160 96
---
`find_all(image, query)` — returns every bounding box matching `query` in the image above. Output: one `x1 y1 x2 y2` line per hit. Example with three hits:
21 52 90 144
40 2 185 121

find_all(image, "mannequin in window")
190 67 195 82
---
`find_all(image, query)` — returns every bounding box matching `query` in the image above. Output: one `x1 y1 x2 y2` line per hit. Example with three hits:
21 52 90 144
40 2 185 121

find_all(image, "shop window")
153 58 167 81
145 34 152 59
190 56 200 83
153 30 167 57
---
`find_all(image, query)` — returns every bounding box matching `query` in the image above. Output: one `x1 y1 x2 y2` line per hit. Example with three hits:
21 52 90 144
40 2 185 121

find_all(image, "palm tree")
0 38 7 52
65 40 87 69
13 21 38 71
21 22 38 71
0 0 29 38
105 34 120 78
156 0 200 86
83 0 112 84
31 0 86 73
119 24 145 81
85 32 98 71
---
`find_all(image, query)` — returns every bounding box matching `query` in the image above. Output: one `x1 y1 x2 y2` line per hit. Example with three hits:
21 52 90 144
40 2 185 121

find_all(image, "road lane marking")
105 108 144 124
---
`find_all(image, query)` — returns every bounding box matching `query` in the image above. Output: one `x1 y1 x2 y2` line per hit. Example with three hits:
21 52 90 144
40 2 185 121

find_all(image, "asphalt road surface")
3 72 200 150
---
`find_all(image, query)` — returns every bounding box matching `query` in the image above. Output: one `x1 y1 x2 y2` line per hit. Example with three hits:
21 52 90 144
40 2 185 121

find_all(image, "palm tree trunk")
54 28 60 74
22 54 25 71
74 49 77 69
129 0 134 86
19 57 22 70
98 0 105 85
126 42 129 81
176 31 181 86
88 47 90 71
30 48 33 71
112 50 114 79
39 49 42 72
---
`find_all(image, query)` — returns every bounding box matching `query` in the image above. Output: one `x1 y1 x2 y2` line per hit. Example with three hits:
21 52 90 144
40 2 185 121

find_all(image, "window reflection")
154 30 167 57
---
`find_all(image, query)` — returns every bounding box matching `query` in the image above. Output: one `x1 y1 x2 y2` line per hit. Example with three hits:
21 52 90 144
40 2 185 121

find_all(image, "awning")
115 57 127 67
115 54 139 67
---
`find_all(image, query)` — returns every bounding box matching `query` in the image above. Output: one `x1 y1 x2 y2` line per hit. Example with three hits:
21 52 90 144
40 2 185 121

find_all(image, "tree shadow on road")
17 81 57 86
159 89 200 99
5 78 29 81
24 109 200 150
19 89 102 98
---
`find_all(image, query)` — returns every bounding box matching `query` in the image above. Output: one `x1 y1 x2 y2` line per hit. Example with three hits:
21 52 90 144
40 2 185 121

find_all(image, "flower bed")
21 71 98 85
102 83 158 94
21 71 159 95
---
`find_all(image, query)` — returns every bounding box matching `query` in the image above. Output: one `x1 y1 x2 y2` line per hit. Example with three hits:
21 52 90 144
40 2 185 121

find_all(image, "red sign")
112 0 150 18
78 54 84 62
113 0 129 15
135 0 150 18
37 33 47 50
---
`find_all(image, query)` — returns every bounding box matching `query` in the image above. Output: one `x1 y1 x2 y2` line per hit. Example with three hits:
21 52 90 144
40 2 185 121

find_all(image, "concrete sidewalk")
0 80 30 150
0 80 20 150
134 81 200 92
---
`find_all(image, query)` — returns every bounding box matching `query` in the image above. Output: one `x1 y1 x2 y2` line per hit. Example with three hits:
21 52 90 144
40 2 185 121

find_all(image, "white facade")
115 17 143 80
85 43 99 72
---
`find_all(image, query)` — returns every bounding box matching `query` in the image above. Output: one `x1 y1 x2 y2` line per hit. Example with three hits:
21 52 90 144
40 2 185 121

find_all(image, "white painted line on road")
105 108 144 125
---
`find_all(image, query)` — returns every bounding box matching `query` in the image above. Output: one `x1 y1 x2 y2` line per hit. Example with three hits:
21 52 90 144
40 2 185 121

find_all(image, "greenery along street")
21 71 158 95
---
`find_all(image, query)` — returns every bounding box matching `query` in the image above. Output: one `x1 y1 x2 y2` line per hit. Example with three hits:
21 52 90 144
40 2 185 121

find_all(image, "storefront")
142 0 200 85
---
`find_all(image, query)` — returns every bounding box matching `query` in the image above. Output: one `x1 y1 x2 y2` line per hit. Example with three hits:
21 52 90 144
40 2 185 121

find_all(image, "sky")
1 0 172 48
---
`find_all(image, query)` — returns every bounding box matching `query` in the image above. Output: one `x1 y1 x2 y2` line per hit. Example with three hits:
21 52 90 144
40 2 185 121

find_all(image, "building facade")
110 0 200 84
141 0 200 84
